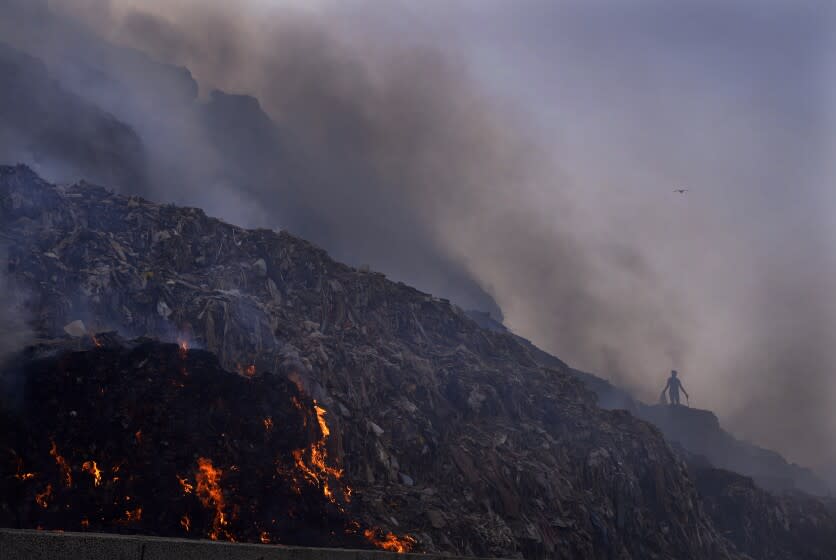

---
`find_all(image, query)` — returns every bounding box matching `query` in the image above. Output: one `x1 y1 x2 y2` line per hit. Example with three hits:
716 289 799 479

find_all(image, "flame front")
178 475 194 494
292 401 348 505
180 515 191 532
82 460 102 486
49 441 72 487
195 457 232 541
14 457 36 481
35 483 52 508
364 529 416 554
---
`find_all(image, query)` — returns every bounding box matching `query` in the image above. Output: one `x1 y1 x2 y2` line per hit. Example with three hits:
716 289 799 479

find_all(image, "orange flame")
177 475 194 494
120 508 142 523
91 335 102 348
14 457 36 481
263 417 273 432
82 460 102 486
35 483 52 508
195 457 232 541
180 515 191 532
291 401 349 505
81 518 90 529
135 430 143 444
49 441 72 487
314 403 330 438
260 531 270 544
363 529 416 554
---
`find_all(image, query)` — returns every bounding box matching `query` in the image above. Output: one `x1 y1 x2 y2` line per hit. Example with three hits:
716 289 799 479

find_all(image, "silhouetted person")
661 370 688 406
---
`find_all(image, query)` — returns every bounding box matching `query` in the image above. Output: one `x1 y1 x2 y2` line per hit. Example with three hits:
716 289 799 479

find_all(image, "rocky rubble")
0 165 829 558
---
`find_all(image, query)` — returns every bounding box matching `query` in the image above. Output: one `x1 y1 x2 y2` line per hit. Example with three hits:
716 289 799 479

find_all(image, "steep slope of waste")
0 164 827 558
0 164 745 558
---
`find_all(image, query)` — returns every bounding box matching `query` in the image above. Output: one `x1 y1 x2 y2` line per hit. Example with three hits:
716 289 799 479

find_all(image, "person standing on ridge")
661 370 689 406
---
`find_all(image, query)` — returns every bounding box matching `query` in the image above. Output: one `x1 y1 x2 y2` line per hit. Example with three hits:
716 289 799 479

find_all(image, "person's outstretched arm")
681 383 689 398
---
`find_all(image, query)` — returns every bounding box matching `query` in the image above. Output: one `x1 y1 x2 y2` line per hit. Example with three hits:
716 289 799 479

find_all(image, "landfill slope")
0 165 827 558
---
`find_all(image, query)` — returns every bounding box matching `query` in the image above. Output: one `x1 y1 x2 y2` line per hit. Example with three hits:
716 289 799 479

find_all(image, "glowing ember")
263 417 273 432
91 335 103 348
35 483 52 508
260 531 270 544
180 515 191 532
363 528 416 554
246 365 256 377
14 457 36 481
82 460 102 486
81 518 90 529
135 430 142 444
178 340 189 354
49 440 72 487
195 457 232 541
120 508 143 523
178 475 194 494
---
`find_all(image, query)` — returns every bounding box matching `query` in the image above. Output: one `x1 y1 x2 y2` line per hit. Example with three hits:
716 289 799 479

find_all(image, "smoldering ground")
0 0 835 477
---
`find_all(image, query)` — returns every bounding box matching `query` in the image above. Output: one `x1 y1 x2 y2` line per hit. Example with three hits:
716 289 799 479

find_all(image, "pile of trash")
0 334 402 549
1 165 832 558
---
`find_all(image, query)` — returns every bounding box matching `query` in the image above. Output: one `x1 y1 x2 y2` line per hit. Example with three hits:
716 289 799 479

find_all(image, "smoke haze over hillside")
0 0 835 476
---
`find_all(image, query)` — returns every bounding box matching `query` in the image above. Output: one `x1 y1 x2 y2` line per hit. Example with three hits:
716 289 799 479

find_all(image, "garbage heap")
2 165 835 559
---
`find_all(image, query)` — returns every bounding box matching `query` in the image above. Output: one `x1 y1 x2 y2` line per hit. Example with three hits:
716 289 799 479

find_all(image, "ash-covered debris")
0 335 411 550
0 165 831 559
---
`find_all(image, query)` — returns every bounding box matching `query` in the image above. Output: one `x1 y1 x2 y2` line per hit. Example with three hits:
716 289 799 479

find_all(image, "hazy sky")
2 0 835 474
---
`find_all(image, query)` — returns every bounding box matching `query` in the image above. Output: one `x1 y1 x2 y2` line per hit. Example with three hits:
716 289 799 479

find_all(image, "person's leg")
671 392 680 406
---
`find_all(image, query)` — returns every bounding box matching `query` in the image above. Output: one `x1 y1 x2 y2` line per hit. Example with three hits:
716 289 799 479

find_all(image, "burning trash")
0 338 414 551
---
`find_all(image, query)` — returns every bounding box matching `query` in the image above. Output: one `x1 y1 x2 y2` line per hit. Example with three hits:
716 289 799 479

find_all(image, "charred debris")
1 165 835 559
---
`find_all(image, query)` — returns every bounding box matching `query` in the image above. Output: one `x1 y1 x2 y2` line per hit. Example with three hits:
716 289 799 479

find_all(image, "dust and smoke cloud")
0 0 834 476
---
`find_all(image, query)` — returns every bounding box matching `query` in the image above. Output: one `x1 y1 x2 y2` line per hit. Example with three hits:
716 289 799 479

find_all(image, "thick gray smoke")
1 0 835 478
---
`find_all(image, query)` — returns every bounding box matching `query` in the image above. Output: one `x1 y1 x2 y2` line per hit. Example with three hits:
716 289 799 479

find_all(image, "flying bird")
673 188 688 194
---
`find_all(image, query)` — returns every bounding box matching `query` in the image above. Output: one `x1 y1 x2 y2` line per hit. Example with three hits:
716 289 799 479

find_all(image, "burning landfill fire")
292 401 348 505
35 483 52 509
49 441 72 488
194 457 233 542
82 460 102 486
364 529 418 554
2 342 415 553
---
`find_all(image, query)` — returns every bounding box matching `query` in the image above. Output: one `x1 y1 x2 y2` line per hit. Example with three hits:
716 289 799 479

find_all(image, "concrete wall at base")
0 529 496 560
